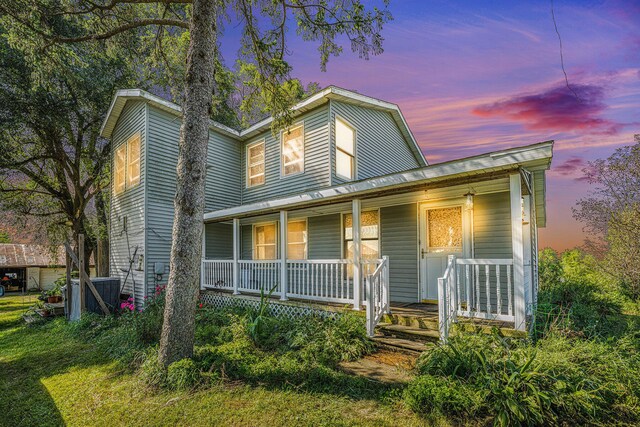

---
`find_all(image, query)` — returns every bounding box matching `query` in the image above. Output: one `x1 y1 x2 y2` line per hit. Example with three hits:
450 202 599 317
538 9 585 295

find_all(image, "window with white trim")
344 211 379 276
114 133 141 195
335 118 355 180
287 219 307 259
114 144 126 194
127 134 141 187
247 140 265 187
254 223 277 260
282 124 304 176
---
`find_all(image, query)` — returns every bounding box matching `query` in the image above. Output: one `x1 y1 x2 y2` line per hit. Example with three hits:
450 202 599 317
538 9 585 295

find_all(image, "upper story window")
114 133 141 195
335 117 355 180
247 140 265 187
127 134 141 187
287 219 308 259
114 144 126 194
282 124 304 176
254 222 277 260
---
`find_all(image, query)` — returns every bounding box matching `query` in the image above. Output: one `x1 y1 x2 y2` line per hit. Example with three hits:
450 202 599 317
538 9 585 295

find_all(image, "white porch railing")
201 258 386 305
238 260 281 294
202 257 390 337
365 256 390 337
438 256 515 343
201 260 234 291
286 259 354 304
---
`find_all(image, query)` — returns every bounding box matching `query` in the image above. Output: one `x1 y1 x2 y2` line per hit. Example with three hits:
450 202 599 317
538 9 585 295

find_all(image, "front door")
419 202 467 302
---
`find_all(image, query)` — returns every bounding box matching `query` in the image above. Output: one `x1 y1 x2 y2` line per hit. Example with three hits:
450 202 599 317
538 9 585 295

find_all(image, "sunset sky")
227 0 639 251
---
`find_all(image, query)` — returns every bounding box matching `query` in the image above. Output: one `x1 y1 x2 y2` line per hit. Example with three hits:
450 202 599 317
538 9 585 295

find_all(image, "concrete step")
373 335 434 354
377 323 440 343
382 313 439 330
381 314 526 338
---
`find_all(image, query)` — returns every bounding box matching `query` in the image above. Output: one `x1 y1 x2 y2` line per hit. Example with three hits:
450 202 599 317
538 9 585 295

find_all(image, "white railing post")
232 218 240 295
279 210 288 301
365 275 374 336
383 256 390 313
448 255 457 322
352 199 362 310
510 173 526 331
438 276 448 343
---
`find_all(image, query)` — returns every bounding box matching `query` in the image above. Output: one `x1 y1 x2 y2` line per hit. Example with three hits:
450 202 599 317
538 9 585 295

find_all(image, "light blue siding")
380 204 419 303
108 102 242 301
204 223 233 259
308 214 342 259
473 192 512 258
472 191 513 313
329 100 424 185
240 105 331 204
241 225 253 260
109 101 147 303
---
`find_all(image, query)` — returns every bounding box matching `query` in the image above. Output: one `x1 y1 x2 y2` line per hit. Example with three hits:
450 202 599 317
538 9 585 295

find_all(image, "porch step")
382 313 439 331
376 323 440 343
373 335 434 354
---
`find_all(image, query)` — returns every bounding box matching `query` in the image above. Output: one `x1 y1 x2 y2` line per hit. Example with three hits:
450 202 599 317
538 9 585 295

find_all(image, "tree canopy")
0 0 393 366
573 135 640 298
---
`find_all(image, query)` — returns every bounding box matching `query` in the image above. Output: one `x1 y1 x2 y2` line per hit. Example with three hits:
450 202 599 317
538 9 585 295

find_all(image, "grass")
0 295 426 427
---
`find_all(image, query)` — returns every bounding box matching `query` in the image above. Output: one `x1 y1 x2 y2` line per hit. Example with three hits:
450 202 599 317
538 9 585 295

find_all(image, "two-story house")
100 86 553 338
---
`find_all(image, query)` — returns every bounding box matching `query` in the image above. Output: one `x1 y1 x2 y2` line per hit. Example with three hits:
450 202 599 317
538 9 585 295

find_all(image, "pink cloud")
554 157 586 176
472 84 623 135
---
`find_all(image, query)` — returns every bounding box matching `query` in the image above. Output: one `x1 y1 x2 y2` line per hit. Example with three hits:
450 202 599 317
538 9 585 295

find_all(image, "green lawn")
0 295 428 427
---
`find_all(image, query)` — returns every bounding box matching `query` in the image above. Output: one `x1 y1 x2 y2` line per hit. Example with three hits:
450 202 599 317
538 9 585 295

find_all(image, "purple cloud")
472 84 623 135
554 157 586 176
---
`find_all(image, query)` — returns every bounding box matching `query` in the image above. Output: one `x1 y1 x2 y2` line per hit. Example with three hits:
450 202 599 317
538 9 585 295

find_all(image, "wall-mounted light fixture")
136 254 144 271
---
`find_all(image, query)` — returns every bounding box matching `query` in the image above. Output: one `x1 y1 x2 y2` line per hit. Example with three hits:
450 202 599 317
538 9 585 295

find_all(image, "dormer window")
114 133 141 194
247 140 265 187
335 118 355 180
282 124 304 176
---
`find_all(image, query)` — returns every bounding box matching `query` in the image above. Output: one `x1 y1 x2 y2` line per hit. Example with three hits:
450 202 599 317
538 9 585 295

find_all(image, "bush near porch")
2 290 420 427
3 248 640 426
404 248 640 426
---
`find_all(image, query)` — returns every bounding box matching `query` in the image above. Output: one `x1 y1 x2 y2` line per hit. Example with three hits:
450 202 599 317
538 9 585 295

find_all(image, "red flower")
198 303 203 309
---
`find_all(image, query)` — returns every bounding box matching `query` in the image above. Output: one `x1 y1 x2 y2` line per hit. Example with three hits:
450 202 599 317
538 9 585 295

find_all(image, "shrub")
288 311 374 367
139 349 167 388
407 331 640 425
535 248 626 338
167 358 202 391
404 375 478 417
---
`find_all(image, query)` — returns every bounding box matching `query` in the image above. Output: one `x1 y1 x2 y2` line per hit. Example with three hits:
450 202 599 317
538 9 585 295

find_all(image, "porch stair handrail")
437 255 457 343
365 256 390 337
438 257 515 343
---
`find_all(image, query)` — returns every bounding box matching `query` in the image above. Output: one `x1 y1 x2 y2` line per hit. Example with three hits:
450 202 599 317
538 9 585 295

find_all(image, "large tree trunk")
158 0 217 367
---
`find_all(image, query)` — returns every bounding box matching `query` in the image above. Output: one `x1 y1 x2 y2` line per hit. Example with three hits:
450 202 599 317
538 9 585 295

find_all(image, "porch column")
232 218 240 295
352 199 362 310
510 173 526 331
279 210 288 301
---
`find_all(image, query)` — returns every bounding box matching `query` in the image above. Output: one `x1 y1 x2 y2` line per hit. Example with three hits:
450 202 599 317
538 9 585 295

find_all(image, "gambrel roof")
100 86 427 167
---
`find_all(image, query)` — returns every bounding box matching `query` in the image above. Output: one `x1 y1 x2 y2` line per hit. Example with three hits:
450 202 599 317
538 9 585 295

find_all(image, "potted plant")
46 279 64 303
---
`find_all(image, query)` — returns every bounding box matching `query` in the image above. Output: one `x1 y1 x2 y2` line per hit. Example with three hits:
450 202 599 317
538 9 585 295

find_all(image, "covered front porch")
201 143 551 338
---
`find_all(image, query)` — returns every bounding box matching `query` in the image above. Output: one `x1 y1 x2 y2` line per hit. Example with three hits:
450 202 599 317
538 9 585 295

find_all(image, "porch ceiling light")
464 192 475 211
